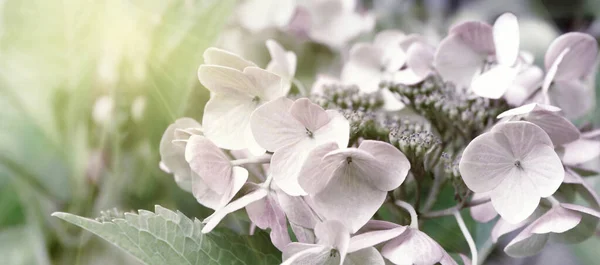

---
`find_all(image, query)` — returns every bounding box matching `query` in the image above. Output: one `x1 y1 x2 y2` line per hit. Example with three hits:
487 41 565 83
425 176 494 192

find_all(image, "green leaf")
52 205 282 265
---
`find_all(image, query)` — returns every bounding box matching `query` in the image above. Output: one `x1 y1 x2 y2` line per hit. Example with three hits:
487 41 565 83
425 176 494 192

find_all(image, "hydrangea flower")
459 121 564 223
198 48 289 154
159 118 203 192
250 97 350 196
539 32 598 119
281 220 385 265
435 13 533 100
297 140 410 232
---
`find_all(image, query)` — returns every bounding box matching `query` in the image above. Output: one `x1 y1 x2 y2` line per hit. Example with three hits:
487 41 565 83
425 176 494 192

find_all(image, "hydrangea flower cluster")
160 13 600 265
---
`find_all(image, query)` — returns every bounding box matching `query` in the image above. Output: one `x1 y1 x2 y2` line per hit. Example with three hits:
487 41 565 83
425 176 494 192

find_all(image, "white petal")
381 228 446 265
521 144 564 197
291 223 316 244
449 21 496 54
470 193 497 223
290 98 332 133
491 121 553 157
311 74 341 95
493 13 520 66
544 32 598 80
504 65 544 106
434 34 485 89
246 192 291 250
270 141 313 196
298 142 342 194
504 229 549 257
203 47 256 71
266 39 297 80
277 191 320 229
393 68 426 86
553 204 600 244
198 65 255 95
491 216 532 243
191 172 223 210
202 93 256 151
459 132 515 193
471 65 518 99
380 88 406 111
202 187 268 233
348 226 406 253
496 103 560 119
314 110 350 149
315 220 351 252
355 220 403 234
541 47 570 94
159 118 201 192
341 43 385 93
405 43 434 79
243 67 287 101
250 97 306 152
344 247 385 265
237 0 295 32
491 170 540 224
374 30 407 71
357 140 410 191
311 162 387 232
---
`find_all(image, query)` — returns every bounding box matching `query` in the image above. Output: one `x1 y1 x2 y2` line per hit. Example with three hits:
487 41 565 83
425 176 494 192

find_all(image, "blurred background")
0 0 598 264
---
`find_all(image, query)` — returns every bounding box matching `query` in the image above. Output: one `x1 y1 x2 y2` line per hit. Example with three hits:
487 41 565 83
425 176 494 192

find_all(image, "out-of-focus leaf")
0 225 51 265
52 205 282 265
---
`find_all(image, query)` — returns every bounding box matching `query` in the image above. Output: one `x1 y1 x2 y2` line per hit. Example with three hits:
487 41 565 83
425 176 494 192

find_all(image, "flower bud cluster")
313 84 384 111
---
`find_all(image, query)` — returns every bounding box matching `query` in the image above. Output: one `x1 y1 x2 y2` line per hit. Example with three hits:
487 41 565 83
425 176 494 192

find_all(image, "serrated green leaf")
52 205 281 265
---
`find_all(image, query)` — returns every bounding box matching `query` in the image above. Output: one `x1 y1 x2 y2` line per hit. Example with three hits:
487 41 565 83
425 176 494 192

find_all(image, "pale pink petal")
561 204 600 219
270 141 313 196
380 88 406 111
311 164 387 232
203 47 256 71
355 220 403 234
552 203 600 244
315 220 351 252
290 98 331 133
471 65 518 99
530 205 582 234
491 121 553 156
298 142 342 194
563 169 600 209
381 228 446 265
561 139 600 165
348 226 406 253
491 170 540 224
291 223 316 244
545 32 598 80
185 135 232 194
519 110 580 146
314 110 350 148
521 144 565 197
405 43 434 79
549 80 594 119
250 97 305 152
191 172 224 210
449 21 496 54
345 247 385 265
493 13 520 66
541 48 570 94
434 34 485 88
374 30 407 71
470 193 497 223
202 93 257 151
357 140 410 191
459 132 515 193
496 103 561 119
341 43 385 93
159 118 201 192
277 191 320 229
202 187 268 233
281 244 332 265
246 192 291 250
393 68 426 85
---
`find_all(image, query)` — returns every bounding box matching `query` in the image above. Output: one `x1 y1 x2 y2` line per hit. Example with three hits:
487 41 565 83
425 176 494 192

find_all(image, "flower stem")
395 200 419 229
292 78 308 96
421 197 490 219
546 195 561 207
453 210 478 265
